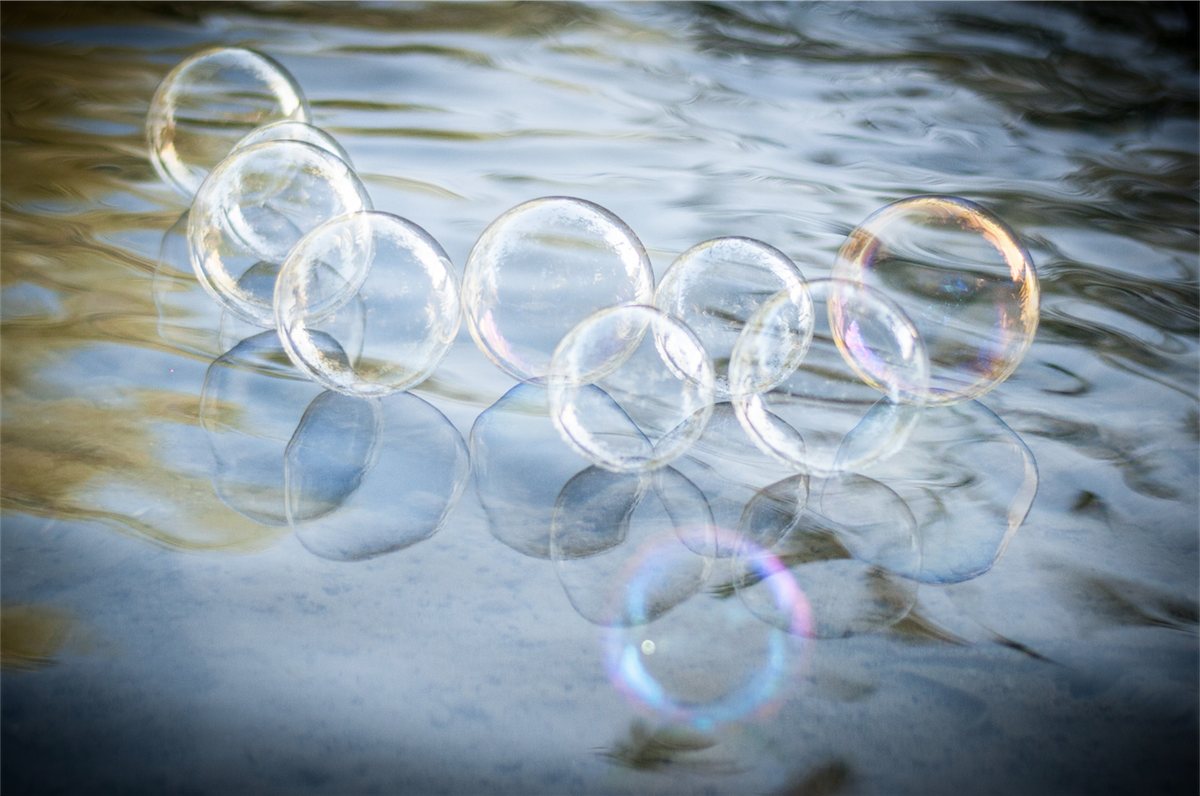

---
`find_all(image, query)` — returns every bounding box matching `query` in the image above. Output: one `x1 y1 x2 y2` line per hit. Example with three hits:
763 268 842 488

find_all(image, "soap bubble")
147 47 309 198
549 304 714 473
832 195 1039 404
462 196 654 382
655 237 807 399
604 528 810 730
188 140 372 326
731 279 929 476
275 211 460 396
231 120 353 168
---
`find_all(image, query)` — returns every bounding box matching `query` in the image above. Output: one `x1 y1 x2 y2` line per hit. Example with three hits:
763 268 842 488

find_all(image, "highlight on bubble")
603 528 812 731
832 194 1039 404
462 196 654 383
147 47 310 198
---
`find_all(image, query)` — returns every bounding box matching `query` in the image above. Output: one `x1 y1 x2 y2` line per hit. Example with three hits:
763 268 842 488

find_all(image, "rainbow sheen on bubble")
832 195 1039 404
549 304 714 473
147 47 309 198
188 140 372 326
275 211 460 397
604 528 811 730
462 197 654 383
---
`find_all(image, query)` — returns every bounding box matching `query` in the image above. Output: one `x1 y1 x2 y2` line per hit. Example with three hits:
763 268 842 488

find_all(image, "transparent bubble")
832 195 1039 404
275 211 460 396
731 279 929 476
199 331 353 525
470 382 644 559
733 473 919 639
147 47 310 198
286 390 469 561
230 120 353 168
551 467 715 626
549 304 715 473
654 237 807 399
462 196 654 382
604 528 811 731
188 140 372 326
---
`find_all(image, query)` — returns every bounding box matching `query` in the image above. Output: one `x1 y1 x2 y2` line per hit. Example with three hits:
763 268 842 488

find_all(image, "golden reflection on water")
0 604 74 672
1 21 281 551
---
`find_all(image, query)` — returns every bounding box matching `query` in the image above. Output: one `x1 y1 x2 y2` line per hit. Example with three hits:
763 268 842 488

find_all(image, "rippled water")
2 3 1197 794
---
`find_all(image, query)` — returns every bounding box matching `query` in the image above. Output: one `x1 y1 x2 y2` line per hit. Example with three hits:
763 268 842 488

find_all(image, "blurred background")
2 3 1197 794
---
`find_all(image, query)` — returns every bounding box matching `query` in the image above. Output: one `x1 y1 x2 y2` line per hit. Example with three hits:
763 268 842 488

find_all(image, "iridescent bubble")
462 196 654 382
732 473 920 639
654 237 807 399
275 211 460 396
731 279 929 476
551 466 714 626
199 331 353 525
230 120 353 168
604 528 811 731
843 398 1039 583
147 47 309 198
549 305 714 473
188 140 372 327
287 390 469 562
832 195 1039 404
470 382 645 559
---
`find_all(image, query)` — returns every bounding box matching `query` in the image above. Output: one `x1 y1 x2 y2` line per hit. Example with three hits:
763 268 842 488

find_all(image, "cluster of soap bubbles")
150 48 1041 730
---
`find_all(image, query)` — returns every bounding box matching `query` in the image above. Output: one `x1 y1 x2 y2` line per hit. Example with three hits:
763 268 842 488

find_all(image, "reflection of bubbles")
657 402 805 556
605 528 811 731
655 237 807 399
230 120 353 167
147 47 309 198
731 279 928 476
733 473 919 638
551 467 714 626
832 195 1039 404
550 305 715 473
287 390 469 561
462 197 654 382
199 331 352 525
845 399 1039 583
275 211 460 396
188 140 372 326
470 382 642 558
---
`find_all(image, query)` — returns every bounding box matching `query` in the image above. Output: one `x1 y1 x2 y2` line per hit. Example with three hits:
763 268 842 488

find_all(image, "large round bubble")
549 304 714 473
730 279 929 476
462 196 654 382
188 140 372 327
832 195 1039 404
147 47 310 198
275 211 460 397
655 237 807 400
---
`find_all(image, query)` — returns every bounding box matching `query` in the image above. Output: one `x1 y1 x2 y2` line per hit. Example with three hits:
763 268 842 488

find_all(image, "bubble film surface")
832 195 1039 404
462 197 654 382
731 279 929 476
549 304 715 473
275 211 460 396
146 47 309 198
655 237 807 399
188 140 371 326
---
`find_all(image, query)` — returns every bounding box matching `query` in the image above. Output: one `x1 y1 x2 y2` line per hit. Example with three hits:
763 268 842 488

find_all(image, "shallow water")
2 2 1197 794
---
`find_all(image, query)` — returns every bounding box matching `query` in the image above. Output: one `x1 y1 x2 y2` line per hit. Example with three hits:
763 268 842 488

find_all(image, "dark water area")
2 2 1197 794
